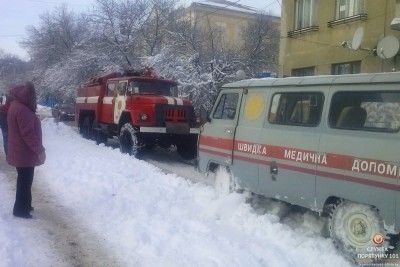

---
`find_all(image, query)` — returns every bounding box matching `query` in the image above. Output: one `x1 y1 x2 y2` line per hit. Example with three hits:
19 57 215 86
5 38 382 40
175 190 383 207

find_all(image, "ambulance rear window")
330 91 400 132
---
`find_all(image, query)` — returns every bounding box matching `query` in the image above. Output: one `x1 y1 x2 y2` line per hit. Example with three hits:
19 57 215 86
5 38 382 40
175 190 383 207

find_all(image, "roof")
222 72 400 88
191 0 260 15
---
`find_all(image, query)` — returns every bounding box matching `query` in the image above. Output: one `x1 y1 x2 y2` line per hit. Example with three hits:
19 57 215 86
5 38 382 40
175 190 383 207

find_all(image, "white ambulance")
197 72 400 261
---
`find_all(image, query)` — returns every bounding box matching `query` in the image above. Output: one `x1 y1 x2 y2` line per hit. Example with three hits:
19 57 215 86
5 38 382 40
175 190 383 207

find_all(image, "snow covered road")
0 119 354 266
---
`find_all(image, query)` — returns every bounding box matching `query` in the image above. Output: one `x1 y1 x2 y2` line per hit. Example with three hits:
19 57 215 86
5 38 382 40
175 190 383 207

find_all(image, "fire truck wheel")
82 117 93 139
329 200 388 262
119 123 142 158
176 135 197 160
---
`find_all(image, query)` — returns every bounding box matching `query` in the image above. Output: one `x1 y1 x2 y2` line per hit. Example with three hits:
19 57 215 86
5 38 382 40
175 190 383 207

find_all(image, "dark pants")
1 127 7 155
13 167 34 216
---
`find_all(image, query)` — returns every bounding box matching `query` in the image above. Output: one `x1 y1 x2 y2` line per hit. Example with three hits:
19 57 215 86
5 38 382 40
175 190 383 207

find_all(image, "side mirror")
200 104 211 123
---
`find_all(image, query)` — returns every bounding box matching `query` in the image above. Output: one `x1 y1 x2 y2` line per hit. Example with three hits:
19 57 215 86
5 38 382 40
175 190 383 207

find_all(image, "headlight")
140 113 148 121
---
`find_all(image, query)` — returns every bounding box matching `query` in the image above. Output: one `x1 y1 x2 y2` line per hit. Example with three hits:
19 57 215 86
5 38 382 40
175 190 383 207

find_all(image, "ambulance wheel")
329 200 388 262
81 117 93 139
119 123 142 158
213 166 236 195
176 135 198 160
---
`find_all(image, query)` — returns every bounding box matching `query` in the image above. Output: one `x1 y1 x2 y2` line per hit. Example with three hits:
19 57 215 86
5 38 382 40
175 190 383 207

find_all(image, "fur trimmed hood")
10 82 37 112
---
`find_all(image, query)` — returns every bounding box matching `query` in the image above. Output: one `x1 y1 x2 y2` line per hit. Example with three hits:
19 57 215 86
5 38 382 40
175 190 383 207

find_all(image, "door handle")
225 129 233 134
270 161 278 181
270 161 278 175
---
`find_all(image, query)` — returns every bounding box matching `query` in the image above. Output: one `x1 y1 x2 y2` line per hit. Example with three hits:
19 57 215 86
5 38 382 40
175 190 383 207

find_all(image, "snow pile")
0 119 351 266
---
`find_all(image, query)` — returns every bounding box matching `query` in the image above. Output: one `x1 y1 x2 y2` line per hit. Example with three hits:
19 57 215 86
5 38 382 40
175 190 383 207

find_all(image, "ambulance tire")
81 117 93 140
176 134 197 160
213 166 236 195
119 123 142 158
329 200 389 262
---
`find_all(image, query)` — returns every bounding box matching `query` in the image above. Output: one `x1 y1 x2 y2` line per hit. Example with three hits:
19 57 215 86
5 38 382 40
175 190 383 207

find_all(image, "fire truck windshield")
128 81 175 96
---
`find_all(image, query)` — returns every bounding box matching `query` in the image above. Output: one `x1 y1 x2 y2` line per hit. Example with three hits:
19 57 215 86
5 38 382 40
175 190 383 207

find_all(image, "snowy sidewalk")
0 147 123 266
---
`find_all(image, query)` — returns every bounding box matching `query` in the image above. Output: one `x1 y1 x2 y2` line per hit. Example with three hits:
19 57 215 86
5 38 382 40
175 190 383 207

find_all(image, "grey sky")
0 0 281 59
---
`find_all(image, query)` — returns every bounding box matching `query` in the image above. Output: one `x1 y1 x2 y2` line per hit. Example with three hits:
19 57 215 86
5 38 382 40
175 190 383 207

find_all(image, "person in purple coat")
0 95 12 155
7 82 46 219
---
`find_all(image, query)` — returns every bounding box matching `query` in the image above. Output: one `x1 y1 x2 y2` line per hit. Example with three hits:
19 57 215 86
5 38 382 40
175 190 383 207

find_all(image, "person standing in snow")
0 95 13 155
7 82 46 219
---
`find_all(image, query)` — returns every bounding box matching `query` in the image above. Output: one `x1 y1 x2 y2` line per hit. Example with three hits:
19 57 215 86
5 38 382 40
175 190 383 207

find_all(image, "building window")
292 67 315 77
336 0 364 19
331 61 361 75
295 0 316 29
396 0 400 17
214 22 228 47
269 92 324 127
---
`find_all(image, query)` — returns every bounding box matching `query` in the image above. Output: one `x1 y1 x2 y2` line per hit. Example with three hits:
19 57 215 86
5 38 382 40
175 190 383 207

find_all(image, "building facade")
280 0 400 77
186 0 280 50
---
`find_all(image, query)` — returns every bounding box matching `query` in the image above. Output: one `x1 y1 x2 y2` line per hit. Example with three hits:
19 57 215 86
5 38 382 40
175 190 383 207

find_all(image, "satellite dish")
351 27 364 50
377 36 400 59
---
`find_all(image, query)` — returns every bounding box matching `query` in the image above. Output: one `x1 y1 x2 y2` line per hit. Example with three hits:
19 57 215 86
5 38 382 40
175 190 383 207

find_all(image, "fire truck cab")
76 68 198 159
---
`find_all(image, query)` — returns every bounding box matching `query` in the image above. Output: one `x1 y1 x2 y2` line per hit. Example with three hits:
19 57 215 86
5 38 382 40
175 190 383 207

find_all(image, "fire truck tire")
82 117 93 139
329 200 388 262
119 123 142 158
176 135 197 160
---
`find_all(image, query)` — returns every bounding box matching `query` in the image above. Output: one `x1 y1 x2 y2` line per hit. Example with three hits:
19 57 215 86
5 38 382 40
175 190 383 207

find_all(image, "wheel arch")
78 110 95 128
321 196 341 217
118 112 132 132
208 161 229 174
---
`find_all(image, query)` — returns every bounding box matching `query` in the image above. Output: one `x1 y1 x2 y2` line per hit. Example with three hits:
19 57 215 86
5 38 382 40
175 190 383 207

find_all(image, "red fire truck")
75 68 199 159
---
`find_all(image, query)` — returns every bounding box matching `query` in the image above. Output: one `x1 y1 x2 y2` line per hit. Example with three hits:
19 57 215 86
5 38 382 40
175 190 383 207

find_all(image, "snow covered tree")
0 55 32 94
17 1 279 108
238 13 280 77
21 4 93 103
140 0 180 56
87 0 150 67
22 4 89 69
